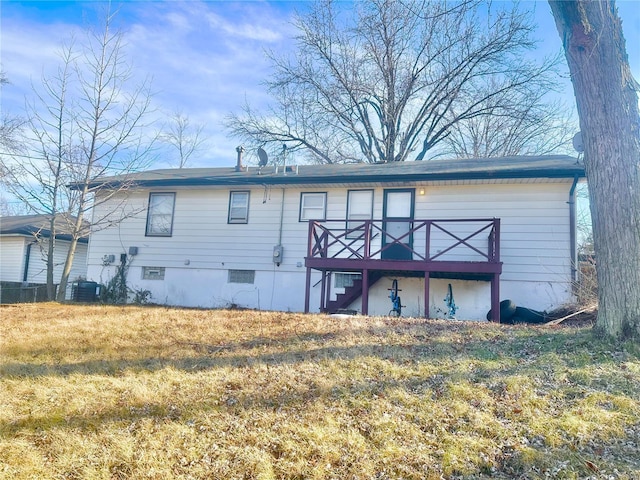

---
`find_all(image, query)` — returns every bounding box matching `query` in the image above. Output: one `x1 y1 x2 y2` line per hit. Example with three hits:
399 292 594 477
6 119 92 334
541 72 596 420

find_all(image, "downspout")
568 175 579 283
23 241 35 282
270 188 286 310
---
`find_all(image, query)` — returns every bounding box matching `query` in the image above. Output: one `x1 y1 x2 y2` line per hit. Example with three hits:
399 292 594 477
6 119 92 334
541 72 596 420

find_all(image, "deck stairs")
325 271 385 313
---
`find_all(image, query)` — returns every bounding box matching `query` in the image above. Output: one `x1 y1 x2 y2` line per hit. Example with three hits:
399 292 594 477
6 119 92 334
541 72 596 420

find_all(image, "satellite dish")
257 147 269 167
572 131 584 153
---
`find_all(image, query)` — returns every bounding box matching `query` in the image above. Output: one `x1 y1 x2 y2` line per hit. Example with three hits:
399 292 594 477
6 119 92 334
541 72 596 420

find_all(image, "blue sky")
1 0 639 169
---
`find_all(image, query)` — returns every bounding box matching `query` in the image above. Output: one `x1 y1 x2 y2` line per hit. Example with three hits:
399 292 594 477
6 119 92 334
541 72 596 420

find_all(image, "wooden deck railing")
307 218 500 265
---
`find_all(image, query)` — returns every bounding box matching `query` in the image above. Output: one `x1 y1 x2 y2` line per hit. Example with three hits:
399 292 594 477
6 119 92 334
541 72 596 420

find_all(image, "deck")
303 218 503 321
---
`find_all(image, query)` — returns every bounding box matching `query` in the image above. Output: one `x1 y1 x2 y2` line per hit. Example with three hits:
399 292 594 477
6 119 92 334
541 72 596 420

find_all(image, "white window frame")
299 192 327 222
228 191 250 224
346 189 373 238
146 193 176 237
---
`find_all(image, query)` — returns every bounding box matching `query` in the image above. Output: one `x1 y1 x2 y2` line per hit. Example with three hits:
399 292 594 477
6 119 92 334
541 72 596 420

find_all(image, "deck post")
364 220 371 259
319 271 327 312
494 219 501 263
324 272 332 313
424 272 430 318
425 221 431 260
362 269 369 315
304 267 312 313
490 273 500 322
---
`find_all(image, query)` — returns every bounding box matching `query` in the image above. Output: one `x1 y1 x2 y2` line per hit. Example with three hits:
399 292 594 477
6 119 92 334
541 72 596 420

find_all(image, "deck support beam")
304 267 312 313
362 269 369 315
490 273 500 322
324 272 332 313
424 273 430 318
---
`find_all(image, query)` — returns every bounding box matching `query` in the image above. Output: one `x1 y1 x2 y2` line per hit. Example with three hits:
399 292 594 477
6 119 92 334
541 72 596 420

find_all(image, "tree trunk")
56 236 78 302
549 0 640 340
57 181 90 302
46 223 56 300
56 204 85 302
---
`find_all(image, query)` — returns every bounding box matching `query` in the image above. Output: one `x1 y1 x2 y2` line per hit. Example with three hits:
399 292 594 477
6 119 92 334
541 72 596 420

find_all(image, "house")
0 215 89 302
84 154 585 321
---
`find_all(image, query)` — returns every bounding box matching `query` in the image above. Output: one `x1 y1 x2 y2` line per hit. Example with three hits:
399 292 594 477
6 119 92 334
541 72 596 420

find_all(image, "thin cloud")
1 1 299 168
202 10 284 43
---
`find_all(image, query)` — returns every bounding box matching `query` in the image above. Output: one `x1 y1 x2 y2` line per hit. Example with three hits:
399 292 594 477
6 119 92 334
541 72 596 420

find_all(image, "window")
347 189 373 238
300 192 327 221
228 191 250 224
142 266 165 280
335 272 362 289
228 269 255 284
146 193 175 236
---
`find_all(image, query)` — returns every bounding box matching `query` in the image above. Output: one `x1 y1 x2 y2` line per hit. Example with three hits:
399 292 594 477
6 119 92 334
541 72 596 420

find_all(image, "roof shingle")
83 155 585 189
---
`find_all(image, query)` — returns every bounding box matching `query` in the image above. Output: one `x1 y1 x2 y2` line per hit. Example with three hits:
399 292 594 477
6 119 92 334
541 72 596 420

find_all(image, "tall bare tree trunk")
549 0 640 340
56 187 87 302
46 218 56 299
56 230 80 302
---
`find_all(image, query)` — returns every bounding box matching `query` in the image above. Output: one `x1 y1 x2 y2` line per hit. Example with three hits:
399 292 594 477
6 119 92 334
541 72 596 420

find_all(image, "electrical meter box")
272 245 284 265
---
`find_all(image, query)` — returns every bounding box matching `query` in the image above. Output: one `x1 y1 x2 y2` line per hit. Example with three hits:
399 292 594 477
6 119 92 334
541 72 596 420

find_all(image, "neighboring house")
0 215 89 301
85 154 585 321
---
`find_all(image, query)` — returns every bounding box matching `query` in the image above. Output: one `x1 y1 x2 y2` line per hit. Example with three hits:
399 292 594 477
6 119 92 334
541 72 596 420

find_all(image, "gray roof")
85 155 585 189
0 215 89 243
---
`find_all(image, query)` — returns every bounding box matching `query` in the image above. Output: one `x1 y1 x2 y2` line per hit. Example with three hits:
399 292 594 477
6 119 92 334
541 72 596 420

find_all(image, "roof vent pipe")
235 145 245 172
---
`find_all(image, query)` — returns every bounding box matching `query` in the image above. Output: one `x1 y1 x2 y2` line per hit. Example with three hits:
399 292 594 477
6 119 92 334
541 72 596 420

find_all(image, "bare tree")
0 196 26 216
161 111 206 168
549 0 640 341
0 72 26 218
1 48 77 299
0 72 26 217
436 78 577 158
227 0 561 164
0 71 25 153
1 10 155 301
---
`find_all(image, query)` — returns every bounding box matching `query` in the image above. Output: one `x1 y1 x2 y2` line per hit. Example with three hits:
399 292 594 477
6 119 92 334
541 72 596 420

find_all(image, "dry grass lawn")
1 303 639 479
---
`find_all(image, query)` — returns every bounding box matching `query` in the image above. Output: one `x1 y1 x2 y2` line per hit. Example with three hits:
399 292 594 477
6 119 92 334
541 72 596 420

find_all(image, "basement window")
334 272 362 289
228 269 255 284
142 266 165 280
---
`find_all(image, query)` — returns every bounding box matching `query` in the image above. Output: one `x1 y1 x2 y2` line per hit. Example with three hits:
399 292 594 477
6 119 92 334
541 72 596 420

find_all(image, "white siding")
86 181 574 319
24 240 50 283
1 235 88 285
88 189 293 272
69 242 89 281
25 239 88 284
0 236 26 282
416 184 571 284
